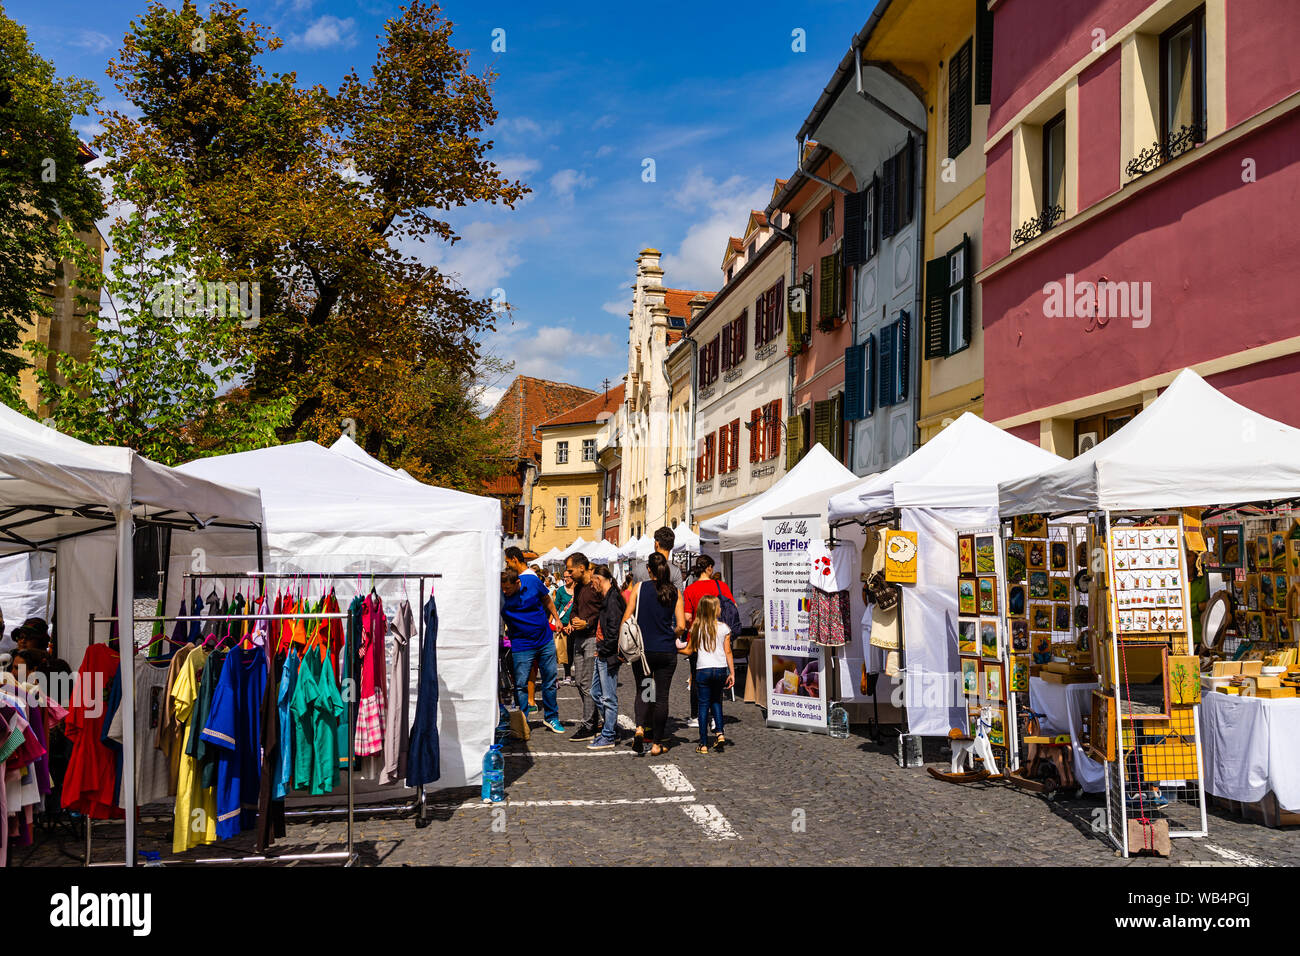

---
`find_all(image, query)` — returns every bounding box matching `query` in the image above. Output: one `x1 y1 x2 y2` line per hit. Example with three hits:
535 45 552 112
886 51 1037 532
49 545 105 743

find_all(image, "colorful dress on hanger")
382 599 413 786
171 646 217 853
61 643 124 819
406 594 440 787
200 645 267 840
807 539 854 647
355 594 387 758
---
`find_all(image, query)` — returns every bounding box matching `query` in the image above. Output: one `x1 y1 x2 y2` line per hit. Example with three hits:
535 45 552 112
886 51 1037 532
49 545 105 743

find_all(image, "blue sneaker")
587 738 615 750
545 717 566 734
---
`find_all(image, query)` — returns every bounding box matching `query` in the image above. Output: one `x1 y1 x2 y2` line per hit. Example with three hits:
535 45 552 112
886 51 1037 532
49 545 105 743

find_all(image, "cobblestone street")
23 665 1300 867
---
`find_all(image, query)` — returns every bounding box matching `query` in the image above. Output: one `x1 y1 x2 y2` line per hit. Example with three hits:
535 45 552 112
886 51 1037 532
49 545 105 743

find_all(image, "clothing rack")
182 571 443 825
85 607 353 867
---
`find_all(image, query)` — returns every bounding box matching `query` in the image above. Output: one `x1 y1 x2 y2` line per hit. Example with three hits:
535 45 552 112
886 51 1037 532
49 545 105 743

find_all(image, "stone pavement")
17 659 1300 866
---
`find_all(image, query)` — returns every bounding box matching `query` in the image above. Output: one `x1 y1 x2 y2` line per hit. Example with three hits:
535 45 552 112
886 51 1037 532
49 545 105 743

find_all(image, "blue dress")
200 646 268 840
406 595 441 787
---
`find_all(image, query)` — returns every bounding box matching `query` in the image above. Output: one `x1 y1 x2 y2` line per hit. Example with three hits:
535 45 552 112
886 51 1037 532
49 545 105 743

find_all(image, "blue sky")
9 0 868 407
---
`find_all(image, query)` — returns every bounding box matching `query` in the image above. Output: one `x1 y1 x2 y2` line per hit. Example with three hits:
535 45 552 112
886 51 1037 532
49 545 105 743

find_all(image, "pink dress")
355 595 387 757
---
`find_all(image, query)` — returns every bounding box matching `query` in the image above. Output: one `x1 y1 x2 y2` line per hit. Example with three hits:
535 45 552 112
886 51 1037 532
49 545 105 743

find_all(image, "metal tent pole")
116 507 136 868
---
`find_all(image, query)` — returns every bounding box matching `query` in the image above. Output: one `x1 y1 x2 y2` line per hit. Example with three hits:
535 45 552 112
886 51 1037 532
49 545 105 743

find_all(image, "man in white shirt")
505 547 537 577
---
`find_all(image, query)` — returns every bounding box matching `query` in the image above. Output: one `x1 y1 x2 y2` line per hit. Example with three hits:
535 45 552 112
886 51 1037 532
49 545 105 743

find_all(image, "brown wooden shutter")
773 276 784 337
721 324 732 370
735 311 747 364
754 295 765 346
832 392 845 461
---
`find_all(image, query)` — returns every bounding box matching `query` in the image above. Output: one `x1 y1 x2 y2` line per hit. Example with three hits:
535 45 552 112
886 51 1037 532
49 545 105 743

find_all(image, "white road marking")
1200 842 1269 867
682 804 741 840
436 795 697 810
649 763 696 792
502 750 635 758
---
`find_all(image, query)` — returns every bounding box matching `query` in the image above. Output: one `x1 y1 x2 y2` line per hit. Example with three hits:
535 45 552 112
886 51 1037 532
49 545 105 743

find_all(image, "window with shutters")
749 407 762 462
878 315 911 408
881 139 913 239
948 38 973 158
721 419 740 473
754 276 783 346
720 324 732 371
786 411 805 467
864 177 878 261
754 292 767 347
813 399 832 455
975 0 994 106
556 441 569 464
924 234 973 359
831 392 845 461
844 340 876 422
764 399 781 460
732 311 746 366
820 201 835 241
818 251 843 326
578 496 591 528
556 496 568 528
705 432 717 480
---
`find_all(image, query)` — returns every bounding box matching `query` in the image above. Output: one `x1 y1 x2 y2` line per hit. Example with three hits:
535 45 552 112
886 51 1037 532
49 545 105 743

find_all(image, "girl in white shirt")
686 596 734 754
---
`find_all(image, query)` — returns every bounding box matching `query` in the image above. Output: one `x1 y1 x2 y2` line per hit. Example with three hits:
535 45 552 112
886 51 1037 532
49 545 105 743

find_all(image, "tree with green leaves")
89 0 527 485
0 4 103 407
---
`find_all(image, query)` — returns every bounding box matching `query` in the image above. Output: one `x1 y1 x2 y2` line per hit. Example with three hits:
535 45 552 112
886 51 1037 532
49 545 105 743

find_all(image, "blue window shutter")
897 311 911 402
844 345 862 420
878 323 895 408
864 334 876 417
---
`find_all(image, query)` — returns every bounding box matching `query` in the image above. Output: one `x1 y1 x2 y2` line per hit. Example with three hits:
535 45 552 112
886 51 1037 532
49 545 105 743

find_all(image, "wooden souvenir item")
1009 656 1030 692
1027 540 1047 571
1053 602 1071 631
1274 574 1289 611
1287 538 1300 576
1167 655 1200 705
1010 619 1030 653
1218 525 1243 569
986 707 1008 747
1049 577 1070 602
1029 571 1049 599
1050 540 1069 572
1088 690 1115 762
1031 605 1052 631
1256 535 1273 570
961 658 979 695
982 662 1005 702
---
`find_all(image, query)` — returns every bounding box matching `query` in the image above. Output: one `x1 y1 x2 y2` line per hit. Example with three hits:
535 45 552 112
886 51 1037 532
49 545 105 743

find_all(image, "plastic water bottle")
828 703 850 739
481 744 505 803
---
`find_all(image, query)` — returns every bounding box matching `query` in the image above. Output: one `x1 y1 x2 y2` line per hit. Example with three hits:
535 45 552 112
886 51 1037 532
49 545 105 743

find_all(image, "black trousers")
631 651 678 744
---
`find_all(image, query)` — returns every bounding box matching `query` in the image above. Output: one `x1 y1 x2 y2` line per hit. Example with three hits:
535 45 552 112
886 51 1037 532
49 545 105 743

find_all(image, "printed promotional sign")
762 515 827 731
884 530 919 583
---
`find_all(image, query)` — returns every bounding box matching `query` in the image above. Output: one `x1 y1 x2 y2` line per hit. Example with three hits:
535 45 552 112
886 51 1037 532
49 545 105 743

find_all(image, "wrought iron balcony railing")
1125 122 1205 180
1012 204 1065 246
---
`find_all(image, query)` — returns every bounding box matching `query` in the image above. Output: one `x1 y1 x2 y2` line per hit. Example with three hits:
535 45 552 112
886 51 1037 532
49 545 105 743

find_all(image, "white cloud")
70 31 113 53
594 144 616 159
549 168 594 203
601 284 630 317
289 15 357 50
495 116 562 141
486 319 619 385
417 218 550 298
496 156 541 181
592 114 617 130
660 168 767 289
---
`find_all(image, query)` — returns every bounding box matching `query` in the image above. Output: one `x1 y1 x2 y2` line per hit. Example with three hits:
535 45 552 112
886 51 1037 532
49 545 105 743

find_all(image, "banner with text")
762 515 827 731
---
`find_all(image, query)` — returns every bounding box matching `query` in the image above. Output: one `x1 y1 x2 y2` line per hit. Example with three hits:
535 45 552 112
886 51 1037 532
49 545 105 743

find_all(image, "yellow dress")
172 647 217 853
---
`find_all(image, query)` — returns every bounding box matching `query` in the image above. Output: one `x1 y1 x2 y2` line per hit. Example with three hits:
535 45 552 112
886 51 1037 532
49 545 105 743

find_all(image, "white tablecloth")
1200 691 1300 810
1027 677 1105 793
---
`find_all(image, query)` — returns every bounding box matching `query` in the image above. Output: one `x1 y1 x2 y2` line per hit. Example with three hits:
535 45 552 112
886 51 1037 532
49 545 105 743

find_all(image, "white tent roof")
539 547 565 564
0 401 263 554
999 368 1300 515
585 539 620 563
828 412 1065 521
329 433 418 483
619 535 652 560
557 536 589 559
700 443 863 551
176 440 496 532
673 524 701 553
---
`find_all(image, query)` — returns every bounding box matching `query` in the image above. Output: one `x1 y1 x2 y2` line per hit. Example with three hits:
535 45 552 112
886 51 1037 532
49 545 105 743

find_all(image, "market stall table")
1028 676 1105 792
744 636 768 709
1199 691 1300 812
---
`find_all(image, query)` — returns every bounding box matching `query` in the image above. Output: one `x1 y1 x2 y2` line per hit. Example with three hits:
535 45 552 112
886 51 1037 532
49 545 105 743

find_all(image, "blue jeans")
696 667 728 745
510 640 559 722
590 656 620 743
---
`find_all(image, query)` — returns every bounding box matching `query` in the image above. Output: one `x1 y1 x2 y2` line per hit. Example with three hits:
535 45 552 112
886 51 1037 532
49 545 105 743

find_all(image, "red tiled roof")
482 474 523 496
663 287 715 320
540 384 625 429
485 375 598 462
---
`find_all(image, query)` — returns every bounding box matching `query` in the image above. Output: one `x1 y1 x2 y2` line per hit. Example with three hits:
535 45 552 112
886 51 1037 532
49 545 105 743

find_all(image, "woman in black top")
620 552 686 756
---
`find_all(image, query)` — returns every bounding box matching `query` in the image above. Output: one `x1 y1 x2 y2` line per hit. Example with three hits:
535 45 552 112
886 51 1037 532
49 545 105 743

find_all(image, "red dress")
61 643 126 819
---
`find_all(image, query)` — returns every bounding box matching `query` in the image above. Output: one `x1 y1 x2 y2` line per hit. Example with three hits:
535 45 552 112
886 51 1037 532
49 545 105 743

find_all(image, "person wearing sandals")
686 595 734 754
621 551 685 757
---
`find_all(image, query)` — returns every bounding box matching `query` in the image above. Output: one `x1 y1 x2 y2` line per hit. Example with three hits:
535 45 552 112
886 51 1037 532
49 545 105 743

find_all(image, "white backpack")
618 583 650 670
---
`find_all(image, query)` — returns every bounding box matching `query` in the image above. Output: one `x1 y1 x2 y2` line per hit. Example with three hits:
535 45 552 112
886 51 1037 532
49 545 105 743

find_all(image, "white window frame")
578 496 591 528
581 438 596 461
556 441 569 464
947 246 967 352
556 496 568 528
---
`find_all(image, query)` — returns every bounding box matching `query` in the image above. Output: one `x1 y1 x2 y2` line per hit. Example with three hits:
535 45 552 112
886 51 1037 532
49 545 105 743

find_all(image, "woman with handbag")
620 552 685 756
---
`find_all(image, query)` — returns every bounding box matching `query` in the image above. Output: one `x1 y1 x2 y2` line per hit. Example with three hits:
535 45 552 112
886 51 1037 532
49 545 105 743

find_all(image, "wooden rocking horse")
928 705 1001 783
1008 710 1076 795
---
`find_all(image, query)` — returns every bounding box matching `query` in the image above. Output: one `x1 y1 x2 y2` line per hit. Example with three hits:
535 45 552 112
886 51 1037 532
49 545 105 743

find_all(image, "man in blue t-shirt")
500 568 566 734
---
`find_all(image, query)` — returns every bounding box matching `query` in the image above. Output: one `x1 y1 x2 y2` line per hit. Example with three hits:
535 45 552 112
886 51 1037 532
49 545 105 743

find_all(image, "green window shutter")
975 0 995 106
843 189 864 266
949 38 973 157
844 344 863 421
835 247 845 317
785 413 803 467
813 399 833 452
924 254 951 359
819 254 836 320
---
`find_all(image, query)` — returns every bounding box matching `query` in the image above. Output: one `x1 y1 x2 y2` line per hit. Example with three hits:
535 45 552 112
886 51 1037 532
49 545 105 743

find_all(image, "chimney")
688 294 709 323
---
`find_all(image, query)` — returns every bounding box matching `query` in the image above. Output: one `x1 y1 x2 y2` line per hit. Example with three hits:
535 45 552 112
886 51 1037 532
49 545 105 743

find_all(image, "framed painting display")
1049 577 1070 602
1007 583 1027 617
1026 540 1047 571
1009 656 1030 693
987 708 1008 747
1272 532 1287 568
1013 513 1047 539
980 619 1000 660
1260 573 1275 610
1031 605 1053 631
975 535 997 574
1115 643 1171 720
961 658 979 695
1088 690 1115 762
958 578 977 615
1010 619 1030 653
1053 603 1071 632
1247 539 1259 573
1264 613 1279 643
1287 538 1300 575
1274 574 1289 611
1005 540 1026 583
957 620 978 655
1256 535 1273 570
1029 571 1049 599
1217 524 1243 569
1168 655 1200 705
981 662 1005 702
1245 574 1260 612
958 535 976 576
977 576 999 614
1050 540 1069 572
967 709 981 738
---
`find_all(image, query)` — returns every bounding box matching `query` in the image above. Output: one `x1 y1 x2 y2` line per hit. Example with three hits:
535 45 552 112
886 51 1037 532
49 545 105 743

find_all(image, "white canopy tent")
999 368 1300 515
538 546 566 565
700 443 863 551
171 440 500 797
0 402 265 865
329 433 418 483
827 413 1065 736
556 536 589 560
672 524 701 554
619 535 651 560
584 539 620 563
